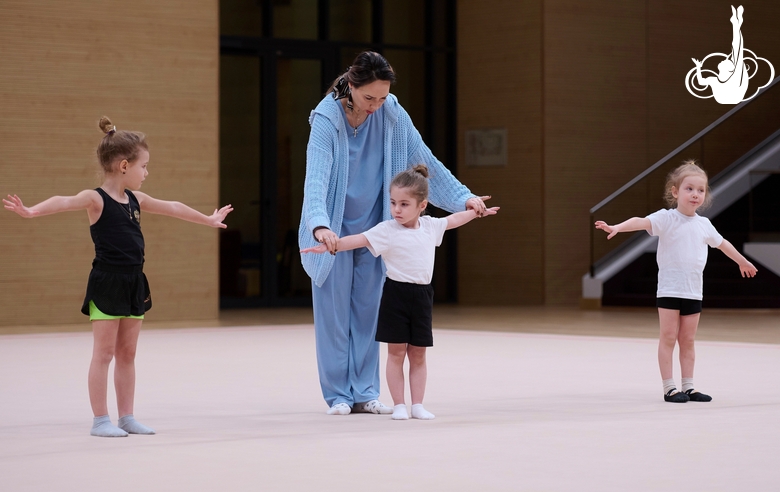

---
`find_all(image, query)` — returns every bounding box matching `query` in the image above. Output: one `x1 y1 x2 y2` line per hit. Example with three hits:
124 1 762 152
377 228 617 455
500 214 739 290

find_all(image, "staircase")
602 174 780 308
584 76 780 308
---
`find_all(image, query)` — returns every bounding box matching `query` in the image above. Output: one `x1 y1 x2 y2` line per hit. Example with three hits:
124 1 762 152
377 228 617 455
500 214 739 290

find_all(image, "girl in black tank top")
81 188 150 320
3 116 234 437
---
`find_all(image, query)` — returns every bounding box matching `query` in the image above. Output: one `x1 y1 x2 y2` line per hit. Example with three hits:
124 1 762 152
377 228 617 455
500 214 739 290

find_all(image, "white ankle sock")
118 414 155 435
326 402 351 415
681 378 694 393
411 404 435 420
90 415 128 437
392 404 409 420
662 378 677 395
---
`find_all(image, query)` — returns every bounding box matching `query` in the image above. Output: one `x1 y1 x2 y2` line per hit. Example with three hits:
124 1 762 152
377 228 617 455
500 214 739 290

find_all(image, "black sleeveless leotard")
80 188 152 316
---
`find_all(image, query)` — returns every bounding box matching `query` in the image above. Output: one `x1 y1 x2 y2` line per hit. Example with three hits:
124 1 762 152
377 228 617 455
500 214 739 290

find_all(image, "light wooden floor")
2 312 780 491
3 305 777 344
431 305 780 344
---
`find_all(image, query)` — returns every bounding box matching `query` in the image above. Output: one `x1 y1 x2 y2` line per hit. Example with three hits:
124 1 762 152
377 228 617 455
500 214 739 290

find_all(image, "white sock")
90 415 128 437
681 378 695 393
662 378 677 395
392 404 409 420
118 414 156 435
326 402 351 415
411 403 435 420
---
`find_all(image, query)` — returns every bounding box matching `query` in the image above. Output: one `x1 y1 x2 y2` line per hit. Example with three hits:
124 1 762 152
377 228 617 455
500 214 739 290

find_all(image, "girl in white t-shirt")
595 161 756 403
302 165 498 420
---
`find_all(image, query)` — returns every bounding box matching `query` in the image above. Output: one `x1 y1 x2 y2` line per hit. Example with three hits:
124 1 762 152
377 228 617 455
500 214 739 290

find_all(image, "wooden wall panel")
647 0 780 166
0 1 219 325
541 0 780 306
3 1 777 320
457 0 544 305
543 0 648 305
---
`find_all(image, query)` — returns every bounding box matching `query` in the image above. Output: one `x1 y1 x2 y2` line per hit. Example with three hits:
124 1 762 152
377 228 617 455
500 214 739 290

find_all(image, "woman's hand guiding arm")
465 195 491 217
314 227 339 254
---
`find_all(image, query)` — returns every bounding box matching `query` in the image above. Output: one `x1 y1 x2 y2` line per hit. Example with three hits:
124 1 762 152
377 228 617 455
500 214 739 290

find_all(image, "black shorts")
376 278 434 347
81 261 152 317
656 297 702 316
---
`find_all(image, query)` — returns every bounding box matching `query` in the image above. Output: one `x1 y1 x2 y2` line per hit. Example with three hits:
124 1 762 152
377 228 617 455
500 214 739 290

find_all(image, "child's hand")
208 204 233 228
594 220 619 239
692 58 702 67
2 195 38 218
740 261 758 278
300 244 328 254
482 206 500 217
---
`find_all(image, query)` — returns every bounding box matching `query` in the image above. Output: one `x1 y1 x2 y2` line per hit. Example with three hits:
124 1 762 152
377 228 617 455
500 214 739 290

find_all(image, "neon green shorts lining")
89 300 144 321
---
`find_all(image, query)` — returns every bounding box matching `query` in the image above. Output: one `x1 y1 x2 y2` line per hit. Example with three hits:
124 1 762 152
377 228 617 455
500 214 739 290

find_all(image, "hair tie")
107 125 116 136
332 66 354 101
332 77 349 101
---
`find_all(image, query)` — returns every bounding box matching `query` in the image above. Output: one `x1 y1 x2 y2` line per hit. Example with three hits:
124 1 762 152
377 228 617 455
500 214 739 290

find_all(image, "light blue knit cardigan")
298 93 475 287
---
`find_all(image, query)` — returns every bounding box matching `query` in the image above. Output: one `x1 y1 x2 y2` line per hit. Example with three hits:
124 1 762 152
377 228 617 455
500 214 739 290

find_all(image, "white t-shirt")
362 215 448 284
647 208 723 300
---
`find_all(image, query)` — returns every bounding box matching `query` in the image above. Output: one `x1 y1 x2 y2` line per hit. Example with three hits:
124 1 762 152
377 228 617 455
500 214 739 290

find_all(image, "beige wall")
457 0 545 305
0 1 219 325
458 0 780 306
543 0 648 305
3 1 779 325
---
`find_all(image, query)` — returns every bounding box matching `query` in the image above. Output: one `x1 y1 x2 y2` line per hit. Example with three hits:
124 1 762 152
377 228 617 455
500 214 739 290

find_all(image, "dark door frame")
219 0 458 308
220 39 339 307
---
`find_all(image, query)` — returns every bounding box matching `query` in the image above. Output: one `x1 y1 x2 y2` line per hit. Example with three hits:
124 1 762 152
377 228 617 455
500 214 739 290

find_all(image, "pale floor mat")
1 323 779 491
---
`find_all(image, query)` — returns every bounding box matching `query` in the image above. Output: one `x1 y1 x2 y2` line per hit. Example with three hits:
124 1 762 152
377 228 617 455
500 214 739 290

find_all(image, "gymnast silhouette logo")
685 5 774 104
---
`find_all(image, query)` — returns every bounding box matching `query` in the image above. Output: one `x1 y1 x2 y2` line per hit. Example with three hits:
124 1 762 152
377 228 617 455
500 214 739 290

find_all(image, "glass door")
274 57 323 300
219 48 330 307
219 54 262 301
219 0 457 307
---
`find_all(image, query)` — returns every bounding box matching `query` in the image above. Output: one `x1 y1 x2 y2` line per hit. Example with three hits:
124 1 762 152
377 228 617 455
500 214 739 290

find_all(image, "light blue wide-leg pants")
312 246 384 408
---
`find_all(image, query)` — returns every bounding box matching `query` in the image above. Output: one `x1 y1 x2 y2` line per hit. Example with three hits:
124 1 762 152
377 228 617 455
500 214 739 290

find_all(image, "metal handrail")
590 75 780 215
589 75 780 278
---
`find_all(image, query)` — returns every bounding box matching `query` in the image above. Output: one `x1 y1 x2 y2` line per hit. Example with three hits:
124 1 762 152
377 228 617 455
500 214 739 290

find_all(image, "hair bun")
98 116 116 135
412 164 429 178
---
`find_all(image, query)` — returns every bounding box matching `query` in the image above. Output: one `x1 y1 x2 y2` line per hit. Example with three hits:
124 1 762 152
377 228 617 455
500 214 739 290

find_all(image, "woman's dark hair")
326 51 396 100
96 116 148 174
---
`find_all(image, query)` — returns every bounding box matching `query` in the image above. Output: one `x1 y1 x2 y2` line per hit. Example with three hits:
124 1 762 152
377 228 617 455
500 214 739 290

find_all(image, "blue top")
340 102 384 235
299 93 475 287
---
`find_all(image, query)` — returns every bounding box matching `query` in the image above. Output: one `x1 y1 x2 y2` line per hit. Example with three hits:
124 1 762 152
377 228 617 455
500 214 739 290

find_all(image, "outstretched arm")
134 192 233 228
446 207 500 230
300 233 369 254
594 217 651 240
3 191 100 218
718 238 757 277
